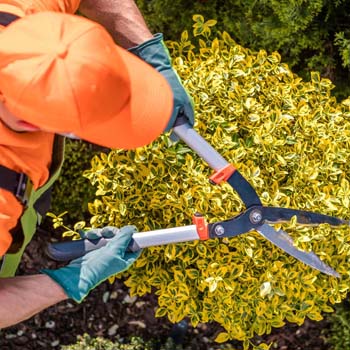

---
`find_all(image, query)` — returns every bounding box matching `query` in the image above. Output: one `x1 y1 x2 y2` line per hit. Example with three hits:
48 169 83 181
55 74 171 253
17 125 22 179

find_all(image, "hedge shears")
47 118 348 277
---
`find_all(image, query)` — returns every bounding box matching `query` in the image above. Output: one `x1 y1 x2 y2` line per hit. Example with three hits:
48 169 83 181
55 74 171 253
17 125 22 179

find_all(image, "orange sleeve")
0 0 81 15
0 189 23 256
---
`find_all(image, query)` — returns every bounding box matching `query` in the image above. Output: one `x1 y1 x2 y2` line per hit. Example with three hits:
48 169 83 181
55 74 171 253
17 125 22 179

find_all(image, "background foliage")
326 301 350 350
51 140 103 222
135 0 350 99
76 17 350 350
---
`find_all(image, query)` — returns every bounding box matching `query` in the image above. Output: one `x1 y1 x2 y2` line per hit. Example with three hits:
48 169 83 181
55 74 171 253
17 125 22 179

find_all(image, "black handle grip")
46 238 110 261
46 237 140 262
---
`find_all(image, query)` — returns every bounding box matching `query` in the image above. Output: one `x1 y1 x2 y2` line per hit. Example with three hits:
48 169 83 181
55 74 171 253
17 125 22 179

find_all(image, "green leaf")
192 14 204 24
260 282 272 298
215 332 230 343
205 19 217 27
73 221 86 231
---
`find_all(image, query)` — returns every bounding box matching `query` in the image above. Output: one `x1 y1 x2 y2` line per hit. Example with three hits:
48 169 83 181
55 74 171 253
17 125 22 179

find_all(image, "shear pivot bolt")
214 225 225 236
250 210 262 224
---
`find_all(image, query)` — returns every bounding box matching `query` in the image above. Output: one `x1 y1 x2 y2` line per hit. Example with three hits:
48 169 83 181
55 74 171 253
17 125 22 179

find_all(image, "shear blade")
256 223 340 278
262 206 349 227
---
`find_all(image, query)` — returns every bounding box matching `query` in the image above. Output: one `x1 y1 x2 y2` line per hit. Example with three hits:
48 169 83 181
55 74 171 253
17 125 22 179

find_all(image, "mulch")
0 224 332 350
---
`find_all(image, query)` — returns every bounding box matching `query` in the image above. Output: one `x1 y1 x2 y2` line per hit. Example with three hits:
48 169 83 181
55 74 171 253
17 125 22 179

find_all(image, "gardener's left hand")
42 226 141 303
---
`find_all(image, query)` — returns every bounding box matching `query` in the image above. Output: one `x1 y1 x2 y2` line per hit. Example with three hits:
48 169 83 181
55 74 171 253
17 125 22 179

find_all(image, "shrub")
82 18 350 350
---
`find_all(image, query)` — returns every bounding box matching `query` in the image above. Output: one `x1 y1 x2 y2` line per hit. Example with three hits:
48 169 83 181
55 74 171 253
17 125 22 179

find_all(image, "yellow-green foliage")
83 16 350 349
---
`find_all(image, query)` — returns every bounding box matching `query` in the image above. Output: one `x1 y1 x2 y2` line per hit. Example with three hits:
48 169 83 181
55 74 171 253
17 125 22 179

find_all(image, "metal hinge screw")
214 225 225 236
249 209 263 224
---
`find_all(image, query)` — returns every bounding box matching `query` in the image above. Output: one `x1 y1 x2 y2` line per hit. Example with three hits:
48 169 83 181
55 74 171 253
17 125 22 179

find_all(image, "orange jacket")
0 0 81 256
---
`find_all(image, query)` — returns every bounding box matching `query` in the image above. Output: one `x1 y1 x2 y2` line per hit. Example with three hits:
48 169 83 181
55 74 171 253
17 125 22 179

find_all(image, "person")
0 0 194 328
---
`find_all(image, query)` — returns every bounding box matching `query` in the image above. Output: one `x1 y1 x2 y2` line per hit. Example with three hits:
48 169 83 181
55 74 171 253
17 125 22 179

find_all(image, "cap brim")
76 46 173 149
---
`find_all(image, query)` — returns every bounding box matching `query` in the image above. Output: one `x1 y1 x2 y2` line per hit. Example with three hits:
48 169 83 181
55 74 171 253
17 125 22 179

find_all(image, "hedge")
62 17 350 350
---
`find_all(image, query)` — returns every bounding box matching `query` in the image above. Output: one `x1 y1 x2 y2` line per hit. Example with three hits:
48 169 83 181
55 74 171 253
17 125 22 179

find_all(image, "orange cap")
0 0 81 16
0 12 173 149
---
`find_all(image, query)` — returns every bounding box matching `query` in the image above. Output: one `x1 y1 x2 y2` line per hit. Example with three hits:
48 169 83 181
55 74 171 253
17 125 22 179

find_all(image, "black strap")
0 11 19 26
0 165 21 193
0 165 27 202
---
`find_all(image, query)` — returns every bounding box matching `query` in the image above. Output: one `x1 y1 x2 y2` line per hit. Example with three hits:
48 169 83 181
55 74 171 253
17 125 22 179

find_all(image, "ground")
0 225 332 350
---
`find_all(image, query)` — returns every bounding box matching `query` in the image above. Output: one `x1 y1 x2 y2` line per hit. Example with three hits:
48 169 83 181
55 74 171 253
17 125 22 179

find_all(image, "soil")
0 224 332 350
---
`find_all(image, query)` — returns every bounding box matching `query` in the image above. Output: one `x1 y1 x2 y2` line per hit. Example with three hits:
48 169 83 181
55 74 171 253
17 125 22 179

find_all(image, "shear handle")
172 120 262 207
47 225 200 262
172 119 229 171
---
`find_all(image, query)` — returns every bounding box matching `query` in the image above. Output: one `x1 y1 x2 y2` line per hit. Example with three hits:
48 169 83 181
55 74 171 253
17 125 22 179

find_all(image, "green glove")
42 226 141 303
129 33 195 131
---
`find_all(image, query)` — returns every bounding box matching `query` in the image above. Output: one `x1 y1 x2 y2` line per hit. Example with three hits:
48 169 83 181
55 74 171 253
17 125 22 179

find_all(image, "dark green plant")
325 301 350 350
135 0 350 99
50 139 104 222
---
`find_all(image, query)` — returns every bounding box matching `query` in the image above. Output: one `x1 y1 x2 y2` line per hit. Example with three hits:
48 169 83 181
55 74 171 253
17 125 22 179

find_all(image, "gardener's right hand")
129 33 195 131
42 226 141 303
